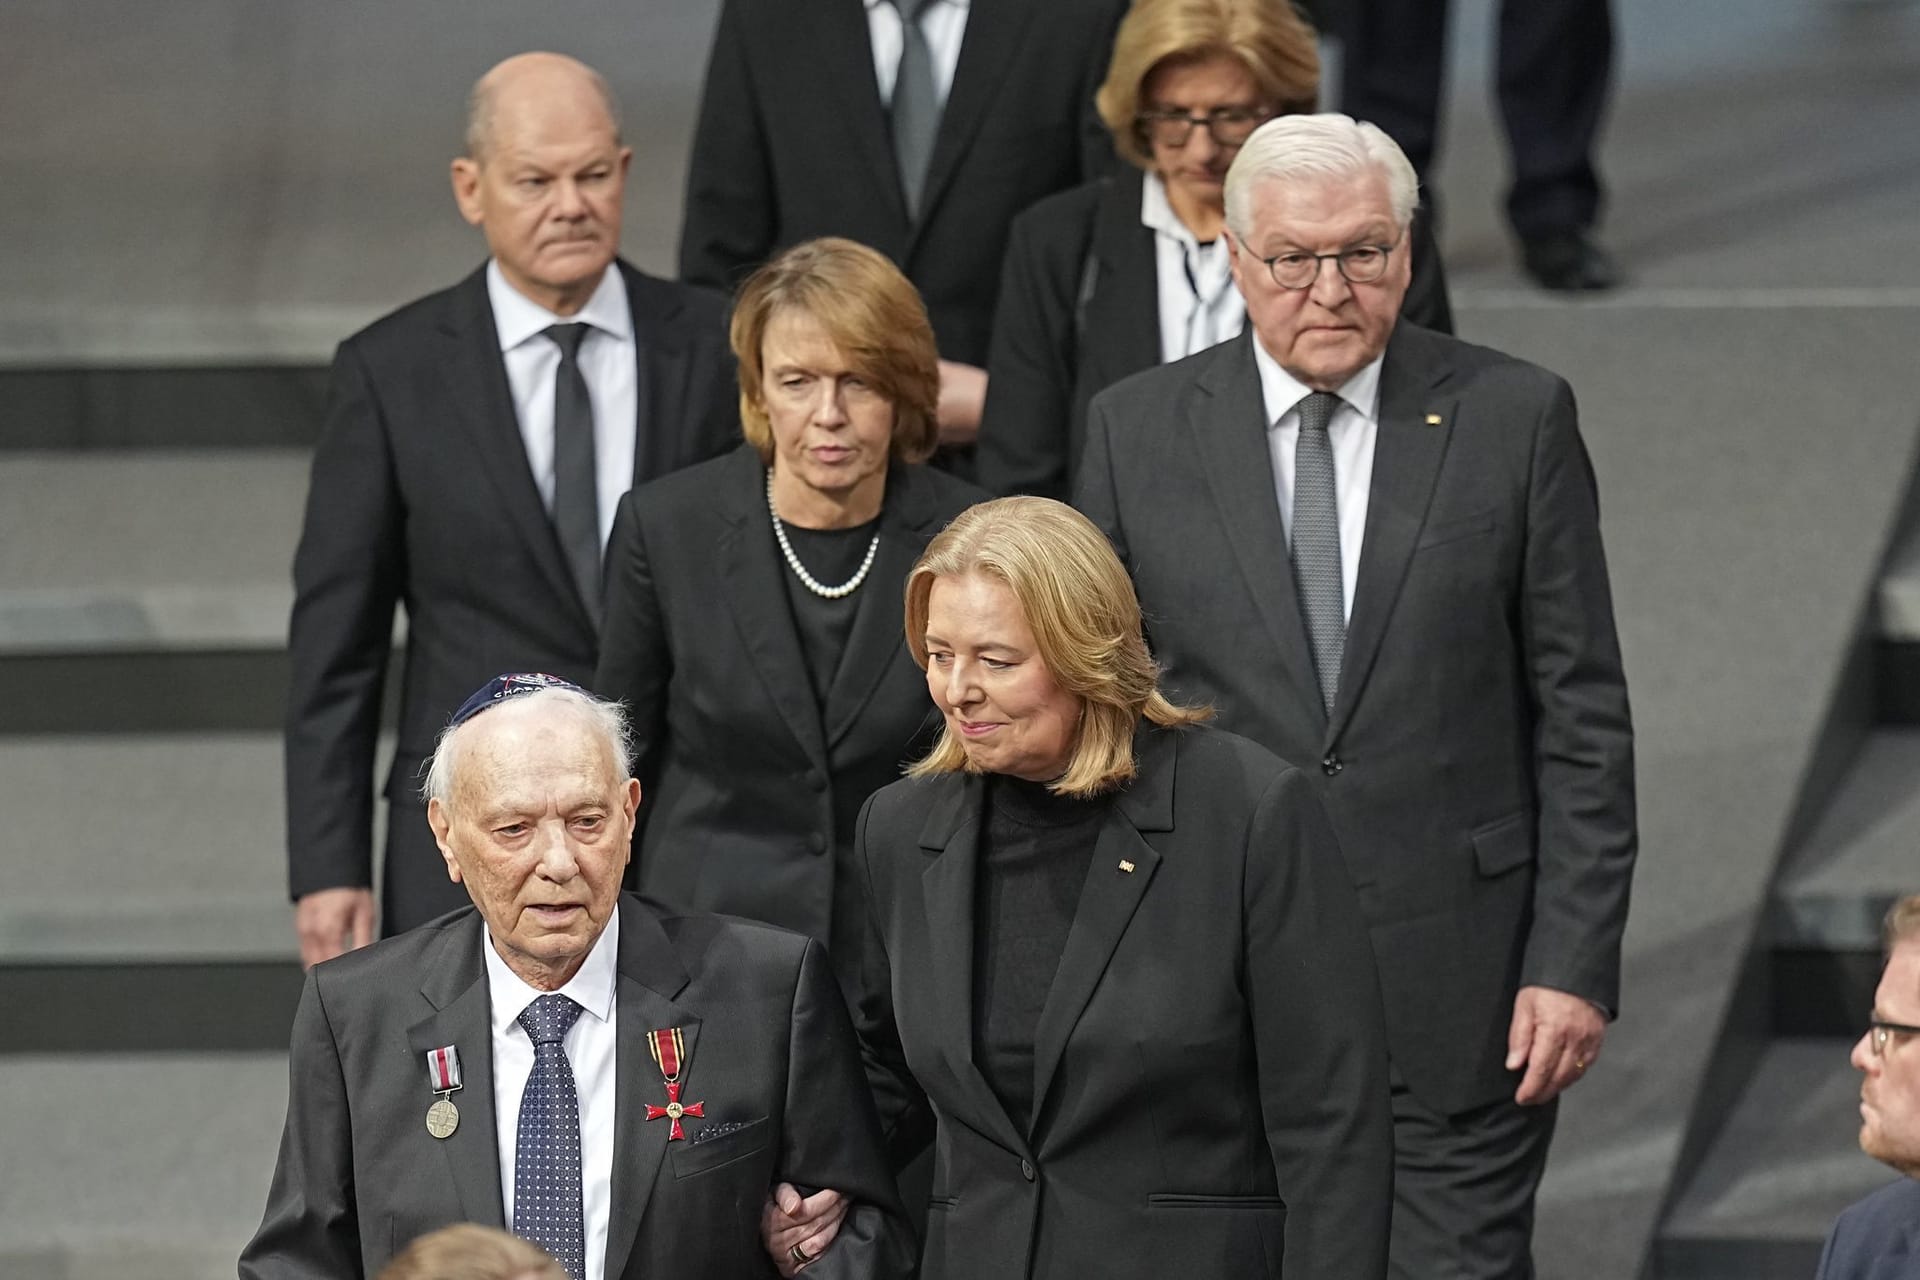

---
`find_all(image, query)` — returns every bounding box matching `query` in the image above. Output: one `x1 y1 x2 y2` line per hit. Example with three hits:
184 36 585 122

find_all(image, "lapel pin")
1118 859 1135 874
1424 413 1443 427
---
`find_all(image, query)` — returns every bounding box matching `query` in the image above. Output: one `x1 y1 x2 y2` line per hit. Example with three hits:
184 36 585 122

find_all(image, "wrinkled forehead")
1246 169 1400 242
448 703 621 810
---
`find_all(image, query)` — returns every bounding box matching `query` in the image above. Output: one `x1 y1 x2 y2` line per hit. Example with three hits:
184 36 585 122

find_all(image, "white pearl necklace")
766 471 881 600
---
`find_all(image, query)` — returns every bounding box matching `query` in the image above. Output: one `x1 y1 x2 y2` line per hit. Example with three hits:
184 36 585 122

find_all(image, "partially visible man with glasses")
1819 895 1920 1278
1077 111 1636 1280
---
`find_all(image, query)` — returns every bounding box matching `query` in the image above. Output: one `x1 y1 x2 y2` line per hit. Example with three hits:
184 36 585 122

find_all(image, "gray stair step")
1880 528 1920 645
0 1053 290 1273
1658 1038 1895 1278
1774 727 1920 951
2 364 331 450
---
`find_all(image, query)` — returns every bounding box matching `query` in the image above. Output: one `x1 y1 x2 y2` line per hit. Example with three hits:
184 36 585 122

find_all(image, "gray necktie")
546 323 601 626
886 0 940 219
514 994 586 1280
1292 391 1344 715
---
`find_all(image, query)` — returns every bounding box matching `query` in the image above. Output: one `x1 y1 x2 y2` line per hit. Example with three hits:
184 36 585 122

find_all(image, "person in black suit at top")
1075 113 1636 1277
677 0 1129 449
978 0 1453 500
765 496 1393 1279
593 238 988 999
284 53 737 965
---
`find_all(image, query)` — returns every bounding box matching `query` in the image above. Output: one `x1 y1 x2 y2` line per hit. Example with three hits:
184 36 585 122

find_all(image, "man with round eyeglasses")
1818 895 1920 1277
1076 112 1636 1278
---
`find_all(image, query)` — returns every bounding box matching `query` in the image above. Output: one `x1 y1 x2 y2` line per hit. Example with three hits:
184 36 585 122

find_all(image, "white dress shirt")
1141 172 1246 363
865 0 970 106
485 911 620 1280
487 261 638 552
1251 336 1382 623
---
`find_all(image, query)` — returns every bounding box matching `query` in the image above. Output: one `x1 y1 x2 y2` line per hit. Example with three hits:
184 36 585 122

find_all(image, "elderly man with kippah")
244 675 912 1280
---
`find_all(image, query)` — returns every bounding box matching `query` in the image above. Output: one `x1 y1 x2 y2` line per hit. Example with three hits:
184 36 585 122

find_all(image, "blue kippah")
447 672 587 729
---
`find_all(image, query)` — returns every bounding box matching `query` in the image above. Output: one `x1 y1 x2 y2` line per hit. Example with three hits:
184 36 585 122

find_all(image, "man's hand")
294 887 376 969
936 359 987 447
761 1183 848 1276
1506 984 1606 1105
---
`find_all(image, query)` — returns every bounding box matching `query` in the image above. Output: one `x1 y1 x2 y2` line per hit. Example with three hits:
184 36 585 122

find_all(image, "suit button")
1321 754 1343 776
1020 1159 1035 1182
806 769 826 792
807 832 827 854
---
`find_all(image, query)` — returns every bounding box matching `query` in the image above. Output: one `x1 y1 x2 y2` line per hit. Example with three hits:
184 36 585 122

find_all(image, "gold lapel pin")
1118 859 1136 874
1424 413 1443 426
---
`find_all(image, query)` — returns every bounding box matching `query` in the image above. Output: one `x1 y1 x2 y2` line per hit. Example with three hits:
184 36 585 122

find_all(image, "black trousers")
1336 0 1614 239
1388 1066 1558 1280
381 796 470 936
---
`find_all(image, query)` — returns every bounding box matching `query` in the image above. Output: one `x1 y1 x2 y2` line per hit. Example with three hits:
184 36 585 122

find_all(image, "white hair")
419 686 632 809
1224 112 1420 242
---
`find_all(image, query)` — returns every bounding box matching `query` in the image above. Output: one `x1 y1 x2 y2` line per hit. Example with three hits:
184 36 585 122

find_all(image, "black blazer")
677 0 1127 366
978 167 1456 499
854 724 1392 1280
240 895 915 1280
594 446 987 987
1076 325 1637 1115
284 262 737 932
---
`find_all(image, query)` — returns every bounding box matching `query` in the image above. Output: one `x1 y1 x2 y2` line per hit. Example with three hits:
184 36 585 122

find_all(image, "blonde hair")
377 1225 567 1280
1096 0 1320 171
730 237 940 465
905 497 1209 796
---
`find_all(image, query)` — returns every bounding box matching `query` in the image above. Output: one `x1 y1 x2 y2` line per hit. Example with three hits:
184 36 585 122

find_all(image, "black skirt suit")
595 444 987 990
853 722 1393 1279
977 167 1455 499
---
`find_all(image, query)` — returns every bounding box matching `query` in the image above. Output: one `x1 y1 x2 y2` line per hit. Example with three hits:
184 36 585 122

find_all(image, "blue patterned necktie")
1292 391 1345 716
514 993 586 1280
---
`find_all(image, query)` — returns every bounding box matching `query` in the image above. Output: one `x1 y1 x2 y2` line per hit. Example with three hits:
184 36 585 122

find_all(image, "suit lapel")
1190 334 1327 732
910 0 1033 245
604 898 698 1280
622 263 679 488
1329 329 1456 745
822 464 930 748
1028 732 1171 1135
815 0 912 234
437 267 589 630
716 450 831 768
1080 171 1162 387
405 915 505 1229
917 776 1030 1154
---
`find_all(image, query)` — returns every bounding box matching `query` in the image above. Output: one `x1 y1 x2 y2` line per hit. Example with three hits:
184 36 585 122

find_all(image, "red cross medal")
644 1026 704 1141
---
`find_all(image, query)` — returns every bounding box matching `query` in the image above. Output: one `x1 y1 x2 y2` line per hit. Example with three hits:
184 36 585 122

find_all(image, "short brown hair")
1096 0 1321 171
377 1225 566 1280
730 237 940 465
904 497 1209 796
1886 895 1920 954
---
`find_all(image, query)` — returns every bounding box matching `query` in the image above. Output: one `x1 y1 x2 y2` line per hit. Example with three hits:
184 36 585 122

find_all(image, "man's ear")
450 157 485 228
427 797 465 884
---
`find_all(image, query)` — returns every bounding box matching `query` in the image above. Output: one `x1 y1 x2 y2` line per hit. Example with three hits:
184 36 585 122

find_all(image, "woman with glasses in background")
977 0 1452 500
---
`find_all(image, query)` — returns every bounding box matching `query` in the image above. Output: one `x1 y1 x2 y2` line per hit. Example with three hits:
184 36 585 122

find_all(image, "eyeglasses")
1136 107 1270 148
1870 1019 1920 1055
1258 240 1401 290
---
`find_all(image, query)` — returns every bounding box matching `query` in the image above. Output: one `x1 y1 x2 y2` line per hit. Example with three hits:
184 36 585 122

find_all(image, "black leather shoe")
1519 229 1621 292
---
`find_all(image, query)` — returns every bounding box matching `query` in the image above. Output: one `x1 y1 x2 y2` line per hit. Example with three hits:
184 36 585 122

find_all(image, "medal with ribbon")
423 1045 463 1139
643 1026 704 1141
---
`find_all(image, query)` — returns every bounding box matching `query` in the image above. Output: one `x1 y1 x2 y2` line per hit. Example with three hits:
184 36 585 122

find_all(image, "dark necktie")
514 993 586 1280
886 0 940 219
546 323 602 626
1292 391 1345 716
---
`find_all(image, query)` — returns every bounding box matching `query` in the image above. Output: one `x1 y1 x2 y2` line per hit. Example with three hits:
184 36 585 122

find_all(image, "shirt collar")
864 0 969 11
485 260 632 354
1249 330 1385 429
483 905 621 1034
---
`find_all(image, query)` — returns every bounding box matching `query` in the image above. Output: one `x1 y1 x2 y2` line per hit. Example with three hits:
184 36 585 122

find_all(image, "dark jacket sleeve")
239 973 360 1278
780 937 919 1280
1246 766 1393 1280
593 489 670 860
849 793 938 1171
1516 375 1636 1011
283 338 404 900
678 0 775 292
977 194 1094 499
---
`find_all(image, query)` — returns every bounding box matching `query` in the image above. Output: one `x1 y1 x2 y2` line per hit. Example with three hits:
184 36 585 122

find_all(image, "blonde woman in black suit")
594 238 987 997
